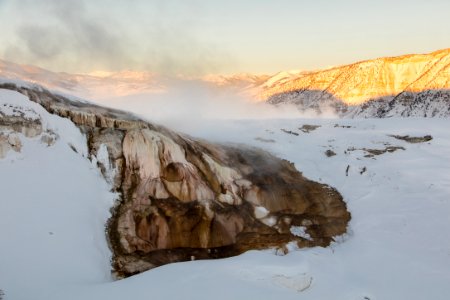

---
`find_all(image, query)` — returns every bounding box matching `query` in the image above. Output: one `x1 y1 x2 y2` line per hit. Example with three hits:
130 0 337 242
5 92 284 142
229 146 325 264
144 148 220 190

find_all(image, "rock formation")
0 83 350 278
0 93 56 158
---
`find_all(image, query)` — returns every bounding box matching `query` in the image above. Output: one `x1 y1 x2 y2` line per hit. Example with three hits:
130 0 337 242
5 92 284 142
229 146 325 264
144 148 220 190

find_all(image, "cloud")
1 0 127 71
0 0 233 75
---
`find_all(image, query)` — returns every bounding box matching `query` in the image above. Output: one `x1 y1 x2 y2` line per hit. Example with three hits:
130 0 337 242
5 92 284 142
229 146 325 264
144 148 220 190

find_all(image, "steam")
0 0 231 75
0 0 338 135
94 80 337 134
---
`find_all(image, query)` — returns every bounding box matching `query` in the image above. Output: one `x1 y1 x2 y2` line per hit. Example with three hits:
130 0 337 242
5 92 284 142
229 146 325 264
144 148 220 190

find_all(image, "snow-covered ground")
1 89 450 299
0 90 115 299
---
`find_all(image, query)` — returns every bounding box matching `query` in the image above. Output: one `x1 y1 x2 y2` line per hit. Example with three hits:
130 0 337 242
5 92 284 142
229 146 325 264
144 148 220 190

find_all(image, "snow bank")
0 89 116 299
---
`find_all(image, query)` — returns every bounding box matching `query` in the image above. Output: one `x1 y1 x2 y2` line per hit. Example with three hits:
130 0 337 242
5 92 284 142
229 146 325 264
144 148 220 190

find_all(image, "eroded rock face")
1 84 351 278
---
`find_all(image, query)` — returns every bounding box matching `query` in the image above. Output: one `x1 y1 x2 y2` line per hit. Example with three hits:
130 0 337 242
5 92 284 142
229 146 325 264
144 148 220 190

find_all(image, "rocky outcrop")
0 98 56 158
0 83 351 278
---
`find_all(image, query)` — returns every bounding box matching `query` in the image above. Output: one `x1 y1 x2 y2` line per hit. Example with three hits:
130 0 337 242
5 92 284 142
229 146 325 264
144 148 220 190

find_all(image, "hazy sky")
0 0 449 75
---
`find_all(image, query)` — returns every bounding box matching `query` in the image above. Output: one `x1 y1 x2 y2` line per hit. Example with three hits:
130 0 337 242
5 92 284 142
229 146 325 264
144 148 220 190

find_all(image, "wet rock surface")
280 129 299 136
345 145 405 158
254 137 276 143
362 146 405 157
299 124 321 133
1 84 351 278
389 134 433 143
325 149 337 157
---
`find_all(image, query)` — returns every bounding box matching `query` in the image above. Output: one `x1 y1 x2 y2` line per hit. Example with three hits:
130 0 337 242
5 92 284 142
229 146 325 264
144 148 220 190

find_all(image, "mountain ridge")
261 48 450 105
1 48 449 117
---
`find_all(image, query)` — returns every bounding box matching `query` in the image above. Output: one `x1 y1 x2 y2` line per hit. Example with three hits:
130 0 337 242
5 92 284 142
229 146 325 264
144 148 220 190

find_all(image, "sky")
0 0 449 76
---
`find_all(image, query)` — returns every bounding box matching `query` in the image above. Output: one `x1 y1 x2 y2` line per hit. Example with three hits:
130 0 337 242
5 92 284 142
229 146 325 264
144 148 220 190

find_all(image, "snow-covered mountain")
0 59 166 100
262 49 450 117
0 60 267 101
201 71 307 98
202 73 269 90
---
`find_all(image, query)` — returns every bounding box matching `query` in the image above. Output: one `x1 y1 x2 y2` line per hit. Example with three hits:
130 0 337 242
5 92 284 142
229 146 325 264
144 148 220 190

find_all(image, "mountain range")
1 48 449 117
